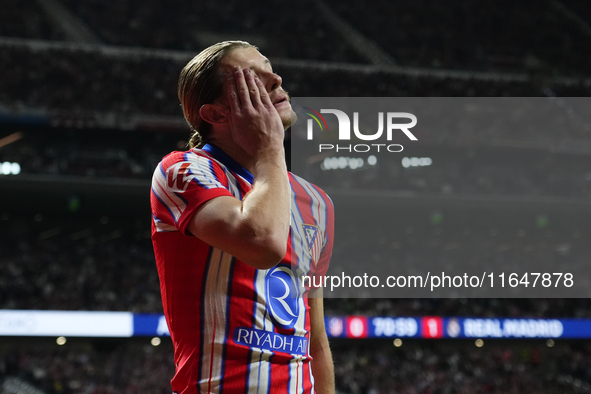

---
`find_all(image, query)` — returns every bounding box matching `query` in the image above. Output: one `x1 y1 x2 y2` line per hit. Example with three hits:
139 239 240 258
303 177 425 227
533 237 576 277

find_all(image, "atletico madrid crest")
302 224 321 265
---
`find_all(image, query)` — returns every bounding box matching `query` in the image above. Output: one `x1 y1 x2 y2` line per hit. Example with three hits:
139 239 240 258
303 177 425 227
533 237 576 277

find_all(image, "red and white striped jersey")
151 144 334 394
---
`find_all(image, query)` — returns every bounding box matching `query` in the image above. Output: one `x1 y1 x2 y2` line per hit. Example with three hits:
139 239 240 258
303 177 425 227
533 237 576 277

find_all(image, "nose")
262 71 282 93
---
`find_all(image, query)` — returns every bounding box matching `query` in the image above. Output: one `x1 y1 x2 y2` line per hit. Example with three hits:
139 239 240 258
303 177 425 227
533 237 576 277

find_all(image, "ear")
200 104 228 125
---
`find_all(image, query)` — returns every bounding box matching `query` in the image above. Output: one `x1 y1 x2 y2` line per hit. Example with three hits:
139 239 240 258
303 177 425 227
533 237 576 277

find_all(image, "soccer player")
151 41 335 393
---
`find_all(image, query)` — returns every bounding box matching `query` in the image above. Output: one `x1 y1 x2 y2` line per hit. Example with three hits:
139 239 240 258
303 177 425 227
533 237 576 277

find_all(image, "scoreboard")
325 316 587 339
0 311 589 339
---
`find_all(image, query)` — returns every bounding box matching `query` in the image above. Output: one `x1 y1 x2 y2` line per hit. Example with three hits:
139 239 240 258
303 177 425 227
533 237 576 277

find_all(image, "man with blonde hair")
151 41 335 393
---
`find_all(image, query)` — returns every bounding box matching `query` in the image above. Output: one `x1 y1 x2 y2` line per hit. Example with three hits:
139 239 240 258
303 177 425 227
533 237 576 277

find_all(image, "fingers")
233 68 251 111
244 69 263 108
226 72 240 114
228 68 266 113
254 76 273 108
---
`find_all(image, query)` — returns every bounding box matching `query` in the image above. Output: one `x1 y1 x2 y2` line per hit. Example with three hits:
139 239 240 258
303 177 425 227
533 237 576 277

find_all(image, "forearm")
239 150 290 263
188 66 291 270
310 333 335 394
187 149 289 269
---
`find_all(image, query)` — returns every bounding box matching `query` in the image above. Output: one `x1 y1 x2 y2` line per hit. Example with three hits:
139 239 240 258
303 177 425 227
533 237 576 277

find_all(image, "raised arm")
188 67 290 270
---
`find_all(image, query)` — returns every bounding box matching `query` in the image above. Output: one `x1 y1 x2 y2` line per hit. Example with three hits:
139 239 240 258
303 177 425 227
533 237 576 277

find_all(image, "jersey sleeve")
315 192 335 280
151 152 234 236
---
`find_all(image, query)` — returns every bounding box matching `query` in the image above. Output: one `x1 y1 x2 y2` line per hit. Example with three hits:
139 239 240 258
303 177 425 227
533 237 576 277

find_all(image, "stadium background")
1 0 591 392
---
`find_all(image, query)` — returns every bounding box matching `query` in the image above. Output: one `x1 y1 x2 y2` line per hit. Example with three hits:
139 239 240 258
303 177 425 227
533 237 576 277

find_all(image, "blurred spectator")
4 129 591 200
2 340 591 393
59 0 365 62
1 343 173 394
0 46 183 116
1 211 590 318
0 0 65 40
331 341 591 393
325 0 591 76
0 214 161 313
3 44 590 120
307 150 591 198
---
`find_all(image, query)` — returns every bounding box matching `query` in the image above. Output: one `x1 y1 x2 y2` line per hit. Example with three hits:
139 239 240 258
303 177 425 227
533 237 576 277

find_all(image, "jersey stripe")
199 249 234 391
151 188 178 226
152 146 333 394
152 183 182 224
194 150 231 188
185 152 226 190
249 269 272 393
289 181 309 273
244 266 259 394
197 247 214 388
219 257 236 394
152 215 176 232
300 178 327 264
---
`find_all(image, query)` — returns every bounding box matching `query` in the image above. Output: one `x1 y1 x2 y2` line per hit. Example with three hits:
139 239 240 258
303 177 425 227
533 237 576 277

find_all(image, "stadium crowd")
1 342 173 394
2 341 590 394
0 219 160 313
1 44 589 150
0 46 183 116
0 0 64 40
3 44 590 113
331 341 591 393
5 0 590 76
563 0 591 26
4 130 591 200
1 141 153 180
1 211 589 318
325 0 591 75
329 206 589 296
309 150 591 198
59 0 364 62
2 1 591 392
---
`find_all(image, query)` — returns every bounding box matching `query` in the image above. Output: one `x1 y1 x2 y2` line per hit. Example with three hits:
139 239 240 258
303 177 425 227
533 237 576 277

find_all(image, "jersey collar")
201 144 255 184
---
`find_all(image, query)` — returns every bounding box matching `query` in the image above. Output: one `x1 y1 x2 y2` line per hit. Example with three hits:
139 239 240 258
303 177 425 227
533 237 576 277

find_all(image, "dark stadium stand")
3 43 591 111
59 0 366 62
308 148 591 198
0 224 160 313
1 44 590 156
2 339 591 394
0 0 65 40
0 339 174 394
0 128 176 180
325 0 591 75
3 128 591 201
0 46 183 116
1 206 590 317
325 297 591 319
562 0 591 25
330 340 591 393
2 0 591 392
